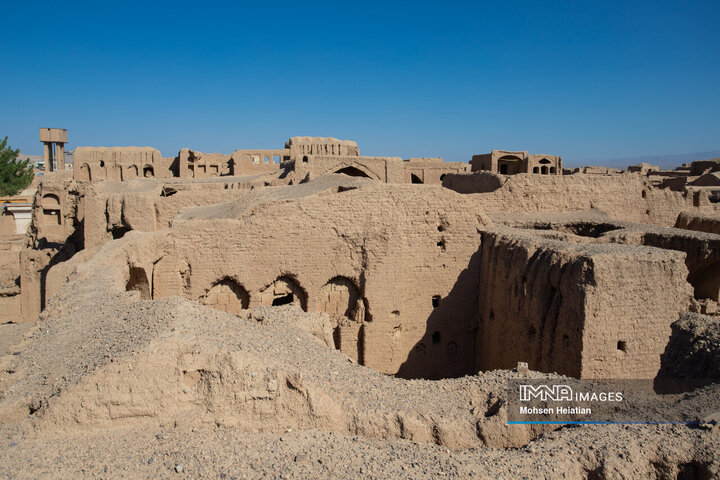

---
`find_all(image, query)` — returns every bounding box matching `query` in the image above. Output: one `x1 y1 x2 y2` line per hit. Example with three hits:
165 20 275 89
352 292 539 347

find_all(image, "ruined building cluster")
1 131 720 382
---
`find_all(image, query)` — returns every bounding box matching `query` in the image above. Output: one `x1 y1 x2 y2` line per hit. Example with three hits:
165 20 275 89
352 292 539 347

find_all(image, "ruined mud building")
2 134 720 383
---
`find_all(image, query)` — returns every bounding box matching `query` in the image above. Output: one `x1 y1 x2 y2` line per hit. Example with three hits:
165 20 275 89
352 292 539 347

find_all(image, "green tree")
0 136 34 196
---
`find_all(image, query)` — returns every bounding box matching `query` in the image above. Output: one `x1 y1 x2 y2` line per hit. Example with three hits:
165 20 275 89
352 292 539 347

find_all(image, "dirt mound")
659 313 720 381
0 258 547 449
1 223 720 478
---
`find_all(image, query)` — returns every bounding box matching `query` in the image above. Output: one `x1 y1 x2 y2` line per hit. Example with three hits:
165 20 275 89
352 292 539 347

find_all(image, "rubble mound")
659 313 720 380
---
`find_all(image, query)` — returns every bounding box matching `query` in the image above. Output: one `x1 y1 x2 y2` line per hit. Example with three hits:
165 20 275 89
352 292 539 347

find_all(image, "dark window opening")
111 225 131 239
302 156 308 163
411 174 423 184
272 293 294 306
432 331 441 344
335 166 371 178
42 209 61 225
617 340 627 352
500 164 508 174
432 295 441 308
533 167 539 174
99 160 105 168
161 187 177 197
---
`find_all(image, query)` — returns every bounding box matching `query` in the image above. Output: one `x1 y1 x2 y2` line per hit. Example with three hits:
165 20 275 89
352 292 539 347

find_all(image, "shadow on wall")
37 219 85 315
126 266 151 300
395 250 482 380
654 313 720 393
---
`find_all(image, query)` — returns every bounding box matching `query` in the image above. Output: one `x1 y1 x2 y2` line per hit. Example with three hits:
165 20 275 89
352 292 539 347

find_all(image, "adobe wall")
676 211 720 235
580 246 691 378
443 172 720 226
150 182 490 379
404 158 471 185
73 147 169 182
83 180 252 248
294 155 470 185
285 136 359 157
229 149 286 175
177 149 232 179
476 229 691 379
31 177 83 247
0 240 23 323
293 155 405 182
0 214 15 235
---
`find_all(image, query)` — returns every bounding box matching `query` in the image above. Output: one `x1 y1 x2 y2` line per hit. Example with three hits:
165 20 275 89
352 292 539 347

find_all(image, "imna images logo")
519 384 573 402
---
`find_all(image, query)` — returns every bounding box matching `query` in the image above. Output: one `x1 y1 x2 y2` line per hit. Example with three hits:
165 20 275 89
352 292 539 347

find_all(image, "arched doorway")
41 194 62 225
126 266 151 300
319 276 361 319
260 276 307 311
143 165 154 178
335 166 371 178
320 276 365 363
498 155 523 175
200 278 249 314
538 159 551 175
79 164 91 181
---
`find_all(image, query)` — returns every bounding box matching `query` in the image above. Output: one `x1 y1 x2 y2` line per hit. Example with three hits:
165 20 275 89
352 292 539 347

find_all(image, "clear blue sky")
2 0 719 166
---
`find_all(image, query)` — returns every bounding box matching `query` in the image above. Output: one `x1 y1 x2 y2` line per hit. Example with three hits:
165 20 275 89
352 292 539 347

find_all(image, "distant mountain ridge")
573 149 720 170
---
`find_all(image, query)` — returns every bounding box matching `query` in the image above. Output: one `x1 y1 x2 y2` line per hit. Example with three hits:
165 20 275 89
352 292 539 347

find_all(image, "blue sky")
1 1 719 166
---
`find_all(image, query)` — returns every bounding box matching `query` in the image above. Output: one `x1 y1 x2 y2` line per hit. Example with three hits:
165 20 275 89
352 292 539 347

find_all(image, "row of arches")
126 266 370 364
197 275 364 321
532 166 557 174
77 163 155 182
496 156 557 175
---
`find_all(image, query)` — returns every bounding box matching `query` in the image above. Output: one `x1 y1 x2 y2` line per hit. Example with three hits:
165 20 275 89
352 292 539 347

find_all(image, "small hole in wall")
432 295 440 308
99 160 105 167
302 156 308 163
432 331 441 344
617 340 627 352
646 209 651 215
642 190 647 199
437 225 445 232
437 239 446 250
